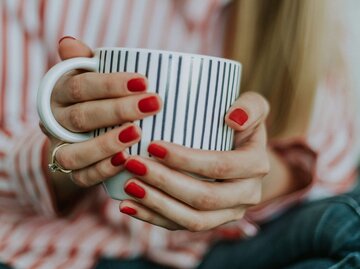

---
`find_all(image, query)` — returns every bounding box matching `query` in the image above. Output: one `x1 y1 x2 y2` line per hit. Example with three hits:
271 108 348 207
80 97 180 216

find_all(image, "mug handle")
37 57 98 142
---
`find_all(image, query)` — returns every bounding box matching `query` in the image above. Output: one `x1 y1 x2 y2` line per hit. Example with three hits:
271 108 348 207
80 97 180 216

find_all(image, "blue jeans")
1 184 360 269
198 183 360 269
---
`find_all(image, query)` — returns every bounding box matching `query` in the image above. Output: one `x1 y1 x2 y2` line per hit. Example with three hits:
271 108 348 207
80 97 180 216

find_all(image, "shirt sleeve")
0 126 59 216
246 70 359 223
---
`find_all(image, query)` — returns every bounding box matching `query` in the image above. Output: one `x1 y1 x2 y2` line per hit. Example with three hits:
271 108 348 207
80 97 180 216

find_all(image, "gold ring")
48 143 72 174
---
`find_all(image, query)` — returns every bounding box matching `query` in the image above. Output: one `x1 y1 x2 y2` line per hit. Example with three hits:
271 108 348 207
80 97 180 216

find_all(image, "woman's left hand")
119 92 270 231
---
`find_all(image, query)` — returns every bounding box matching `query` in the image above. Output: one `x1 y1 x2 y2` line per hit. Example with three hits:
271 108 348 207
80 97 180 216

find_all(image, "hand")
119 92 270 231
40 38 162 204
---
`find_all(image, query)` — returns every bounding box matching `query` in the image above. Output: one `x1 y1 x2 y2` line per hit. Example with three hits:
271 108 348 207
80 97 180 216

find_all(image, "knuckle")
55 150 75 170
151 173 167 190
114 101 128 121
186 218 206 232
256 155 270 177
209 159 232 178
150 199 163 213
103 77 118 93
192 190 218 210
246 179 262 204
94 161 113 180
233 208 246 221
245 92 270 117
68 106 86 131
96 137 114 156
68 76 83 101
71 172 90 187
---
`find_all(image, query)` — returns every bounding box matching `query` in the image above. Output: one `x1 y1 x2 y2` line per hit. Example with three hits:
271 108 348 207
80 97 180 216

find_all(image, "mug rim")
94 47 241 66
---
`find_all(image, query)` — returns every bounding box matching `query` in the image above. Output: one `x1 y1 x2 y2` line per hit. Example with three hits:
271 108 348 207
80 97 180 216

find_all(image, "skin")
43 38 299 229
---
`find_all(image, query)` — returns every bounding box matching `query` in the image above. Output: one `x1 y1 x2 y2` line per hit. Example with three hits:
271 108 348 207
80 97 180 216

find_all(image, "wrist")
260 147 302 202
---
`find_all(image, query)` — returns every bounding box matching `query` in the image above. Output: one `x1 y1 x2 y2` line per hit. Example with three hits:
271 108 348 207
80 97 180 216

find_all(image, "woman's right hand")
43 37 162 192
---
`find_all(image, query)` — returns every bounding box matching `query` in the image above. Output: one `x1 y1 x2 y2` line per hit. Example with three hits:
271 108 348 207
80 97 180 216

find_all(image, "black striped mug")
37 48 242 200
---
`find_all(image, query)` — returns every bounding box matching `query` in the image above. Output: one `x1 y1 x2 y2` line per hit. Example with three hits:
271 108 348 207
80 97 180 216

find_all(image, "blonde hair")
227 0 343 138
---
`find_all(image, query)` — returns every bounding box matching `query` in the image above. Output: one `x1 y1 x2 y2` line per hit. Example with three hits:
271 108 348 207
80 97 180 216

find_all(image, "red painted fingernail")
127 78 147 92
111 152 127 166
125 182 146 198
148 144 167 159
138 96 159 113
125 159 147 176
119 126 139 143
229 108 248 126
120 206 137 215
58 36 76 44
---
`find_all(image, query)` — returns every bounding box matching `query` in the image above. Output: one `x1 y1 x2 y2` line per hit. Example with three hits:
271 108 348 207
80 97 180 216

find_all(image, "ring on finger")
48 143 72 174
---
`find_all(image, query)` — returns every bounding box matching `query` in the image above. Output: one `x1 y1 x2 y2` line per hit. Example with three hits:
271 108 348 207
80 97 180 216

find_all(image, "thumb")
58 36 93 60
225 92 269 132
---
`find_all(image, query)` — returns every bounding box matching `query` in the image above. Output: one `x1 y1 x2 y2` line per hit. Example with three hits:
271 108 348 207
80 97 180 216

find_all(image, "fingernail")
127 78 147 92
58 36 76 44
120 206 137 215
138 96 159 113
124 182 146 199
148 144 167 159
125 159 147 176
111 152 127 166
119 126 139 143
229 108 248 126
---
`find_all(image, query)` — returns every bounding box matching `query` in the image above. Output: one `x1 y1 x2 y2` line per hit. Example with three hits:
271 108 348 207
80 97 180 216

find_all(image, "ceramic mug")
37 47 242 200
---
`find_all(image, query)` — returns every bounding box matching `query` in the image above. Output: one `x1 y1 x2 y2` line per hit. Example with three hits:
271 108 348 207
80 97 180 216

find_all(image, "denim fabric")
1 184 359 269
198 183 360 269
93 257 170 269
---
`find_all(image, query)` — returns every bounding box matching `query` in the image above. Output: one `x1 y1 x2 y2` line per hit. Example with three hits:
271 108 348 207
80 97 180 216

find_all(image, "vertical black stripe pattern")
94 49 241 154
215 62 227 150
150 53 162 143
135 52 139 72
208 61 220 150
183 57 193 146
228 65 237 150
222 63 232 150
137 53 151 155
190 58 204 148
109 50 114 73
123 51 131 154
116 51 121 72
200 60 212 149
170 56 182 142
124 51 128 72
102 50 107 73
161 54 173 140
226 64 236 150
98 50 102 73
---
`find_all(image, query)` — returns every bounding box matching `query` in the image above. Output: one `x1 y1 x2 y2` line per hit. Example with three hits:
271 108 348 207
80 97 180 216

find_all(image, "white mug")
37 47 242 200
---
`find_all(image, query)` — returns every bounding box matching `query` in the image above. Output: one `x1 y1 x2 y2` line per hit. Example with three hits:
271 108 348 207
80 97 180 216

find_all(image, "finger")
53 72 148 105
123 179 245 232
225 92 269 132
119 200 182 231
71 152 127 187
58 36 93 60
233 123 268 149
146 141 269 179
124 157 262 210
55 124 141 170
54 93 161 132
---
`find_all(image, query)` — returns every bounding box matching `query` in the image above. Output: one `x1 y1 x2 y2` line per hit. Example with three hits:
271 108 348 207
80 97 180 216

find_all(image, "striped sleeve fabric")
0 0 58 216
246 71 358 222
0 127 58 216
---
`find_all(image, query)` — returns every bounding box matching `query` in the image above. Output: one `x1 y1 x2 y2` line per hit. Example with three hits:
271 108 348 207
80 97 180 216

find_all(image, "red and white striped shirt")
0 1 358 269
